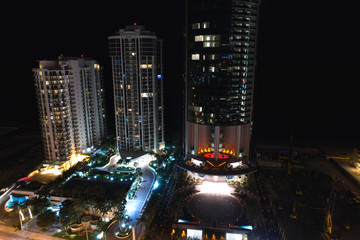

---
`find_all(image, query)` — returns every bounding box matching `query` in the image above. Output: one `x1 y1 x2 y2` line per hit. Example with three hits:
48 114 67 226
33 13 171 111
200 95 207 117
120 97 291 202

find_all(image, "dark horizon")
1 0 360 148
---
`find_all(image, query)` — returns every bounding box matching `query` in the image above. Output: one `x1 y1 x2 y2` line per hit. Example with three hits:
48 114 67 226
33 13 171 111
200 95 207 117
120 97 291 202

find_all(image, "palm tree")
72 198 88 222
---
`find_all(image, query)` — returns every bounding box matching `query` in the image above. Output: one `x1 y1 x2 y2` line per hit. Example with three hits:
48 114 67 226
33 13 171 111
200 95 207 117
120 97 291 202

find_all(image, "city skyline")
1 1 360 239
1 0 360 146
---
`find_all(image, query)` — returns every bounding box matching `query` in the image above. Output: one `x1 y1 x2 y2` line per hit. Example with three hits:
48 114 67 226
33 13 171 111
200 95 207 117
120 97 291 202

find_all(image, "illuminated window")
194 35 204 42
204 35 219 41
141 93 153 98
192 23 200 29
210 54 216 60
191 54 200 60
140 64 152 69
203 22 210 28
210 66 215 72
203 42 219 48
45 81 49 85
127 85 131 89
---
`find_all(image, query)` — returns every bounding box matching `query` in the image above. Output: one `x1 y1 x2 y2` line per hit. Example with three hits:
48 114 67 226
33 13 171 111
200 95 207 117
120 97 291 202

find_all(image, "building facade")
185 0 260 163
108 25 164 152
33 57 107 161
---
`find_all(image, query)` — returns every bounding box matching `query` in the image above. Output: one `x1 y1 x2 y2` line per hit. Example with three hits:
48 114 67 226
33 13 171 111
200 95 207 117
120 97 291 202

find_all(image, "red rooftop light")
134 22 137 26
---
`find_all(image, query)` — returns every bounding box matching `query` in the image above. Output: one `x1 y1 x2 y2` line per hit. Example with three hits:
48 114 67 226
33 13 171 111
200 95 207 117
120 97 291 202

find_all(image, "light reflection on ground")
197 181 233 195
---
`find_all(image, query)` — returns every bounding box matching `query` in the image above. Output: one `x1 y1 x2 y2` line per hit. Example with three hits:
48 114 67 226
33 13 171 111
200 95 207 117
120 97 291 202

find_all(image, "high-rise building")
109 25 164 152
185 0 260 164
33 57 107 161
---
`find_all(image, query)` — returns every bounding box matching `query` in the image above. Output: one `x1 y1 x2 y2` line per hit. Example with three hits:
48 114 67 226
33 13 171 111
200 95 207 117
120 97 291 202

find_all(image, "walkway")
106 154 156 240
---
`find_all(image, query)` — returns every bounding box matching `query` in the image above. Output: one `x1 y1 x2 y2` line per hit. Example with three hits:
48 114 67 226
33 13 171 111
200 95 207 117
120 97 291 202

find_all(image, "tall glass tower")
109 25 164 152
185 0 260 164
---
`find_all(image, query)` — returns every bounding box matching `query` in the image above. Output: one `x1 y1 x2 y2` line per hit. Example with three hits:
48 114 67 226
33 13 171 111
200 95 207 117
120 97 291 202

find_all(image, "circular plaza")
188 193 242 225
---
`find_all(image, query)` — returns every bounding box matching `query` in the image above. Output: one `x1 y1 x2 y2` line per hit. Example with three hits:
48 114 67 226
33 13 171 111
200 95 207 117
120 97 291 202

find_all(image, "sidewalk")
0 224 63 240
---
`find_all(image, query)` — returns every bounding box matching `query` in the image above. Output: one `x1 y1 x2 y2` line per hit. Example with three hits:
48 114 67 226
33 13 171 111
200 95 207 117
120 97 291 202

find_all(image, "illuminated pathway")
106 154 156 240
197 181 234 195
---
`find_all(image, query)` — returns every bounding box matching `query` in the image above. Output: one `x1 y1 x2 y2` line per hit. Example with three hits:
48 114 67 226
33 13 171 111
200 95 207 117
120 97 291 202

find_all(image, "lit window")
210 54 216 60
192 23 200 29
127 85 131 89
141 93 153 98
131 52 136 56
194 35 204 42
45 81 49 85
140 64 152 69
203 42 219 48
210 66 215 72
203 22 210 28
191 54 200 60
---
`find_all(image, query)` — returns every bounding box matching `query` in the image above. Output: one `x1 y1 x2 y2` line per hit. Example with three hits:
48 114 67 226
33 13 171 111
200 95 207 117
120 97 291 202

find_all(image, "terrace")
177 152 256 176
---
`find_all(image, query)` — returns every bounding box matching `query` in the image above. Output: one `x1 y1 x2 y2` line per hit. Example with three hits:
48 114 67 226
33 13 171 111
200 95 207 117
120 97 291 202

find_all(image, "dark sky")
1 0 359 146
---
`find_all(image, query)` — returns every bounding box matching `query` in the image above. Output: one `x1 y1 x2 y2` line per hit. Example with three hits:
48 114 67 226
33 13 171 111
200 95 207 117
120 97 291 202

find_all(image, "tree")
24 196 51 216
37 209 57 228
72 198 88 222
59 200 77 230
112 191 127 221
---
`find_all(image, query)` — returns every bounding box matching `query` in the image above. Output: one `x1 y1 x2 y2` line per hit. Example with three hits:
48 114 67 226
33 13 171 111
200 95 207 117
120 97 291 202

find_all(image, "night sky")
1 0 359 147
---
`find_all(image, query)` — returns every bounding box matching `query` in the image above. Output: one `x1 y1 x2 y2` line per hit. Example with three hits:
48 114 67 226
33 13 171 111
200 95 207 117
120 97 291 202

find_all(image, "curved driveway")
106 156 156 240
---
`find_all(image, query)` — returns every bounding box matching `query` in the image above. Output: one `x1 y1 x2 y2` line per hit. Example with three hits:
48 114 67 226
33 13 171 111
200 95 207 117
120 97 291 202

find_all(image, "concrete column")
244 123 251 163
185 121 189 155
214 126 220 160
194 123 199 155
236 125 241 159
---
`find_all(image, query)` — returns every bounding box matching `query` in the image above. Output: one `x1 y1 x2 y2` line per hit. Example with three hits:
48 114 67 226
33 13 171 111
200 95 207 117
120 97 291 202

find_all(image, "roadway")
106 154 156 240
